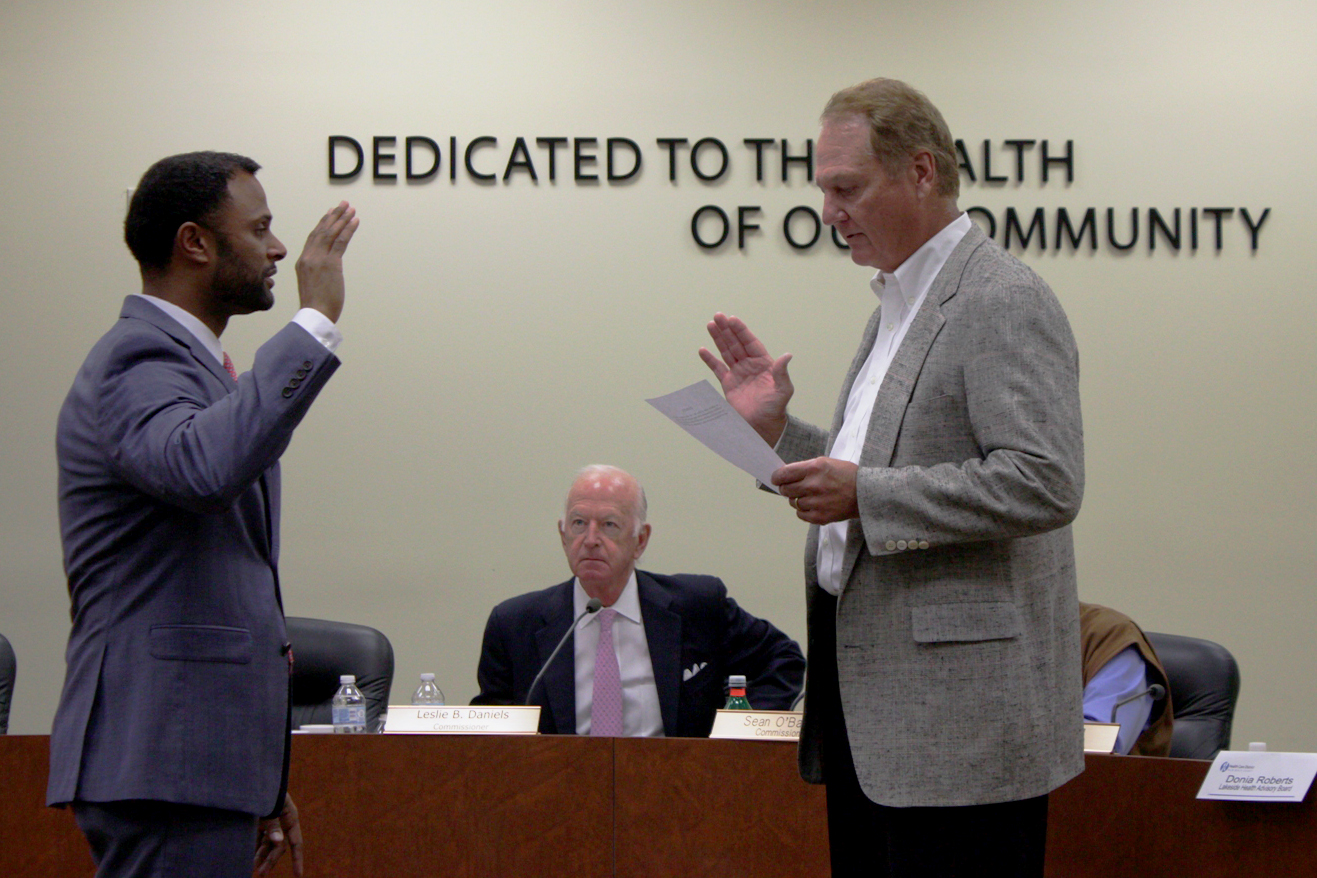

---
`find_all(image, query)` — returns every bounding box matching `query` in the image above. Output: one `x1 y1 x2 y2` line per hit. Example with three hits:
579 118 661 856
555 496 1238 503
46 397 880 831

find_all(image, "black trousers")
813 592 1049 878
73 800 258 878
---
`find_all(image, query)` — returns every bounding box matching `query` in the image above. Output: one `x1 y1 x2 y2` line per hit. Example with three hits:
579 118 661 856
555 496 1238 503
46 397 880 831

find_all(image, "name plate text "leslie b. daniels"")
383 705 541 735
709 710 802 741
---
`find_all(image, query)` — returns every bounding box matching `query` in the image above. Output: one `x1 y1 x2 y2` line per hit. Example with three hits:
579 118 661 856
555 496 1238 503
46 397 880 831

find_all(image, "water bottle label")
332 705 366 728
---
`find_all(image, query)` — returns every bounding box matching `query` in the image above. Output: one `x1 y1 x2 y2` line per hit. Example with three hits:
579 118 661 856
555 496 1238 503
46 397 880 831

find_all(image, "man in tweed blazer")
701 79 1084 876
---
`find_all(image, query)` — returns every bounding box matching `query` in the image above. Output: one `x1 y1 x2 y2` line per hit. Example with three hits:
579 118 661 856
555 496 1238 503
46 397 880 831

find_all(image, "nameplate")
1082 722 1119 754
382 705 540 735
708 709 802 741
1197 751 1317 802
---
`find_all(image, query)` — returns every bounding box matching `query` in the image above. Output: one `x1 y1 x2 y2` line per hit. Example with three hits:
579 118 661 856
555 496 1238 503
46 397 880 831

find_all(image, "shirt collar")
869 212 972 306
574 571 641 625
135 293 225 367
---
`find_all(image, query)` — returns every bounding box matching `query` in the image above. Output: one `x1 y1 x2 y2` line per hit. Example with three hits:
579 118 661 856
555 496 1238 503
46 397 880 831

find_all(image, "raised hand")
296 202 359 323
699 312 794 446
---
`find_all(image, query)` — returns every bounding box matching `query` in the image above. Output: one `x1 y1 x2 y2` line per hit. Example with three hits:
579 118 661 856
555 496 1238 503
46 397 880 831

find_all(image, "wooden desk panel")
290 734 614 878
613 737 830 877
0 736 94 878
0 734 614 878
5 735 1316 877
1046 753 1317 877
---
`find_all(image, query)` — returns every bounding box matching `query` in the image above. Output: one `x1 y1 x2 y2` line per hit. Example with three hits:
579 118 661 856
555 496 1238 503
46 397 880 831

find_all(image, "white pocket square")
682 661 708 682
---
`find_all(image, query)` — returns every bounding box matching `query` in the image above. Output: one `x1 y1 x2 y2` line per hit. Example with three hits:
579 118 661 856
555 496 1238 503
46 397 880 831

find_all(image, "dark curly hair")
124 151 261 272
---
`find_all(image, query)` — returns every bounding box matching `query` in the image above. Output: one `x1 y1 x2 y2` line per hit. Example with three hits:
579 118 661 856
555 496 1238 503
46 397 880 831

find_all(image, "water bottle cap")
420 673 435 681
728 675 747 688
339 674 356 684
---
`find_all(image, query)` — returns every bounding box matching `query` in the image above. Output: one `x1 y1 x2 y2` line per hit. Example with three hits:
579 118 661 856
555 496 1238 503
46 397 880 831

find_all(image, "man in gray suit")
48 151 358 877
700 79 1084 876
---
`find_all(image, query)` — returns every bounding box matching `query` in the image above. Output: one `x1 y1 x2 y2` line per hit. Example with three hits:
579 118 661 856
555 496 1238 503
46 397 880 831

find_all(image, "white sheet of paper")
646 380 785 492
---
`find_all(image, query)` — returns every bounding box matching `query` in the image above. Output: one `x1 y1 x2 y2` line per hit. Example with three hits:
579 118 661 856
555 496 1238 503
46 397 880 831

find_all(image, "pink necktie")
222 352 238 382
591 608 623 737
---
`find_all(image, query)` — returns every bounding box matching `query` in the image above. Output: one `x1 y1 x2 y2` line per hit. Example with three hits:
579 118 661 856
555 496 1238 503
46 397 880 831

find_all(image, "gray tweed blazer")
782 223 1086 808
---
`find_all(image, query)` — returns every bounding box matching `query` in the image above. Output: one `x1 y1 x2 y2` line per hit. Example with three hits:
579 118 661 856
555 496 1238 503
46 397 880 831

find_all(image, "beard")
211 236 274 314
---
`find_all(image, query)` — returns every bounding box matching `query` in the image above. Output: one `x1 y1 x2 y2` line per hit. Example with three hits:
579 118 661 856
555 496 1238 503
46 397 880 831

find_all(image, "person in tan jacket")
1080 602 1174 757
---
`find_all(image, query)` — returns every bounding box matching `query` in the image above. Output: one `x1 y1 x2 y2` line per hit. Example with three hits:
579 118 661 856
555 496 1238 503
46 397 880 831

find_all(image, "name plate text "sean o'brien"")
383 705 541 735
709 710 802 741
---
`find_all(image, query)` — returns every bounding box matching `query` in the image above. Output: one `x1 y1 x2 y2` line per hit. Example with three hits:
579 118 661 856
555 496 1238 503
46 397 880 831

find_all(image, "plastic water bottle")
411 672 445 706
332 674 367 733
724 674 752 710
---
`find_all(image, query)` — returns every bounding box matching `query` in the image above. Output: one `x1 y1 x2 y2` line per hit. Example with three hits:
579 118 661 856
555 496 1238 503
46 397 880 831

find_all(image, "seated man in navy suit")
474 465 804 736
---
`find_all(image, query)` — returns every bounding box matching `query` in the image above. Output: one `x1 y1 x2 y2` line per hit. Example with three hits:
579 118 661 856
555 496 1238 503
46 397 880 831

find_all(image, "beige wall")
2 0 1314 751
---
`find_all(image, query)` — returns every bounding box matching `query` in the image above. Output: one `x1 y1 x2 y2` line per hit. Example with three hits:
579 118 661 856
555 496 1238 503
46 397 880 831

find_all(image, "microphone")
524 598 603 706
791 676 807 711
1108 682 1166 724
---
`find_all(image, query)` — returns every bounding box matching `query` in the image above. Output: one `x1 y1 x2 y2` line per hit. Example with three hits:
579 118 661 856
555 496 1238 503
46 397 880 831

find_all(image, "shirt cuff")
292 308 343 353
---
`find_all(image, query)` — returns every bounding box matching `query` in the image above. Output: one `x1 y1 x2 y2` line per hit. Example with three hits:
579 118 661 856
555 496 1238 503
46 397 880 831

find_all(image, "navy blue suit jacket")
48 297 337 816
473 571 804 736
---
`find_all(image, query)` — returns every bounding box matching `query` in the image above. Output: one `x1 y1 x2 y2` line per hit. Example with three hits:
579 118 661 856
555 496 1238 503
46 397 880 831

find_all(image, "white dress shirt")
136 294 342 366
816 212 971 596
572 573 665 737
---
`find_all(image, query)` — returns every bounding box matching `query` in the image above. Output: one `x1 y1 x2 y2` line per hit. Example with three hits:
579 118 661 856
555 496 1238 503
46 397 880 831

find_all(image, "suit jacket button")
302 360 313 369
885 540 897 551
295 368 307 378
281 388 294 398
896 540 908 550
918 541 930 550
289 377 302 388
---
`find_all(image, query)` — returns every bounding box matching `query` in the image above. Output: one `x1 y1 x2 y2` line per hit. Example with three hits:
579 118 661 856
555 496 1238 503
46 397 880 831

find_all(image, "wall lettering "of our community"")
326 135 1270 255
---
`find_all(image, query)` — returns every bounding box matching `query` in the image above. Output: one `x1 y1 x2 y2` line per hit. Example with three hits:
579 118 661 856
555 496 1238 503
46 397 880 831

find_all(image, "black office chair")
0 632 15 734
286 617 394 731
1145 632 1240 760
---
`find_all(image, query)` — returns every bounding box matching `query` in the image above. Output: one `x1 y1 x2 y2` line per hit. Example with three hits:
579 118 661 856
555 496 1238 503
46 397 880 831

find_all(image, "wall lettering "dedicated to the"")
325 135 1271 255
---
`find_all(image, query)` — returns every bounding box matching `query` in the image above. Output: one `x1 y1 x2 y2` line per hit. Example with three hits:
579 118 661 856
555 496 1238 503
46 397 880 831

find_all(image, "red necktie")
222 352 238 382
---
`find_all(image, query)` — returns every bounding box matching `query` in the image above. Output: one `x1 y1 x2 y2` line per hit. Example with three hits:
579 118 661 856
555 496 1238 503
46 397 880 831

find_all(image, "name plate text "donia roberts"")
383 705 540 735
1197 751 1317 803
709 709 802 741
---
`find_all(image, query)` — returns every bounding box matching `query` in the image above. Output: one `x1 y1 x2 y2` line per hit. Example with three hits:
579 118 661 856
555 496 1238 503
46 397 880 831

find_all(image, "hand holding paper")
772 457 859 524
